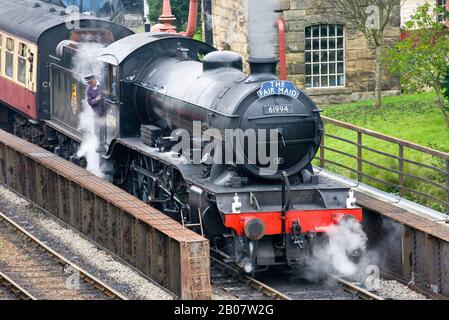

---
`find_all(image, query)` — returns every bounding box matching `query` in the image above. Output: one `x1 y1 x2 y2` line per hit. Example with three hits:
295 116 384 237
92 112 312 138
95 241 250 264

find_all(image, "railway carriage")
0 0 132 135
0 0 364 273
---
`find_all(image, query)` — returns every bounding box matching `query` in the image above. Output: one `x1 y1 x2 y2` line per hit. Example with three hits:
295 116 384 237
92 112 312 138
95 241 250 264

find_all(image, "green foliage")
146 0 198 31
383 3 449 125
385 4 449 92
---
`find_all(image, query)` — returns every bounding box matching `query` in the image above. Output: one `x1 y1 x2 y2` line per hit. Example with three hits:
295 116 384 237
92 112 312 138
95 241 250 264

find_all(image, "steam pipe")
180 0 199 38
275 17 287 80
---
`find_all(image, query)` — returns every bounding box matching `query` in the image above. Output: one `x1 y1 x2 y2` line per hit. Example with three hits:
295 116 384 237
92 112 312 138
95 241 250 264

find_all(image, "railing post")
446 159 449 215
357 131 363 182
320 134 325 168
399 144 404 197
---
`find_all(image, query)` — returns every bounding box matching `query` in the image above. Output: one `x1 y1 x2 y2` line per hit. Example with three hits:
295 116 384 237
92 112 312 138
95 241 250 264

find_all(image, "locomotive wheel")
129 155 155 204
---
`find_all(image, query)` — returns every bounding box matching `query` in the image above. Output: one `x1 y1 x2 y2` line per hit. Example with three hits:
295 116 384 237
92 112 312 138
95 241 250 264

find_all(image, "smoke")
76 103 105 178
305 218 370 280
71 42 107 178
247 0 277 59
71 42 105 82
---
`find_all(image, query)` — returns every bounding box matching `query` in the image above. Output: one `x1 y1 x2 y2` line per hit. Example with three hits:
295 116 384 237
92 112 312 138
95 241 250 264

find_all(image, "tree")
335 0 401 109
384 3 449 127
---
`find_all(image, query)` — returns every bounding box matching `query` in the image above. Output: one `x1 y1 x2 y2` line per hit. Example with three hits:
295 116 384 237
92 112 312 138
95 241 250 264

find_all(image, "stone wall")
210 0 402 105
210 0 248 59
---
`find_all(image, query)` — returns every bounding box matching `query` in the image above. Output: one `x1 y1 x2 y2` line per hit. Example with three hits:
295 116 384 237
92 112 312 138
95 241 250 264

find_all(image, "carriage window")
17 43 27 84
28 51 34 81
5 38 14 78
0 35 2 75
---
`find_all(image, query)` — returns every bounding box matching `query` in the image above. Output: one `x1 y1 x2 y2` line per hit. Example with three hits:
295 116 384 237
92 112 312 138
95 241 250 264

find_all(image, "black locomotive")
0 0 362 272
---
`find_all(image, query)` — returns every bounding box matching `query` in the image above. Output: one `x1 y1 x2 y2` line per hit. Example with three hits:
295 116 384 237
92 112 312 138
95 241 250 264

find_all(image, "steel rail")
333 276 384 300
0 211 128 300
0 270 37 300
210 250 291 300
211 248 390 300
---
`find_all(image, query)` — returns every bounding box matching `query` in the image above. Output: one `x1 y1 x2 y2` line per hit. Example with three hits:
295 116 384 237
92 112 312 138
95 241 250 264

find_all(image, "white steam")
76 103 105 178
247 0 277 59
71 42 107 178
306 218 369 279
71 42 105 82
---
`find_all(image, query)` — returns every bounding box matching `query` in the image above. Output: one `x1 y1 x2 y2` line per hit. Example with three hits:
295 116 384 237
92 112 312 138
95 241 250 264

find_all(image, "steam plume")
247 0 277 59
305 218 369 279
71 42 107 178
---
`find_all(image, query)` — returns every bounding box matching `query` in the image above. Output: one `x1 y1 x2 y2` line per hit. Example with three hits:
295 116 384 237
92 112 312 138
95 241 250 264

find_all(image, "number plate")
263 105 293 115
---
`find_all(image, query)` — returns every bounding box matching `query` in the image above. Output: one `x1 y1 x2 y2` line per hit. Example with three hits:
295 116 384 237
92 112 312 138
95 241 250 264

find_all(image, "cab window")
5 37 14 78
104 64 117 99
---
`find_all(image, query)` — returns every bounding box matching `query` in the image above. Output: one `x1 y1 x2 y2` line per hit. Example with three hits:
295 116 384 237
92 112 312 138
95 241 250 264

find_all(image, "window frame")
0 34 3 77
304 24 346 89
17 42 27 85
5 37 14 80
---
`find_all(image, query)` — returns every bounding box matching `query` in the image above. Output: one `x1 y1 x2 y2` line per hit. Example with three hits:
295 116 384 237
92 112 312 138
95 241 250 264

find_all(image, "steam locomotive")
0 0 362 272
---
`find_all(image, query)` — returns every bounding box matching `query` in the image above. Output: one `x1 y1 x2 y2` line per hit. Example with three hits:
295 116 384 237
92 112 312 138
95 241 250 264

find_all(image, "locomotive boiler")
0 0 363 273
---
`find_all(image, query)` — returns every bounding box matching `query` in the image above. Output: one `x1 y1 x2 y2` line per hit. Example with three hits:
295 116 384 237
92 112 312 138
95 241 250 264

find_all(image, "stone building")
207 0 402 105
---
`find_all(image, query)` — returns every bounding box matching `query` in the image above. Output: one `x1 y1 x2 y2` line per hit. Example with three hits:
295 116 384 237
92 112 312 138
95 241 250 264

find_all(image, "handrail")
322 116 449 160
319 116 449 214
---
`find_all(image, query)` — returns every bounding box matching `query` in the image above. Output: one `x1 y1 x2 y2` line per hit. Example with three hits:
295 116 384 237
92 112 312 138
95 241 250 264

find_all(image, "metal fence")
319 116 449 214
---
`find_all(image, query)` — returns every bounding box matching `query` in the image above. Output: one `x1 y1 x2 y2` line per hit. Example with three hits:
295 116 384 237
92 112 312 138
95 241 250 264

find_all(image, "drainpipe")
275 17 287 81
180 0 199 38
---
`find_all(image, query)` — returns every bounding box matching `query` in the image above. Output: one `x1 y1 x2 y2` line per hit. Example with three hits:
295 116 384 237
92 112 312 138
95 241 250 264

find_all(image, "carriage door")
103 63 120 145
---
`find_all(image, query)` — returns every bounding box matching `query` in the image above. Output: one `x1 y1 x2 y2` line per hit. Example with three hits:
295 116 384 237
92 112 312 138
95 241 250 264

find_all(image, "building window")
5 38 14 79
18 43 27 84
438 0 447 21
305 24 345 88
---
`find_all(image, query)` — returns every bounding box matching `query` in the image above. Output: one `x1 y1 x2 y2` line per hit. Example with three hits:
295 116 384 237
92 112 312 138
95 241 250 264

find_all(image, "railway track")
0 211 127 300
211 249 384 300
211 256 291 300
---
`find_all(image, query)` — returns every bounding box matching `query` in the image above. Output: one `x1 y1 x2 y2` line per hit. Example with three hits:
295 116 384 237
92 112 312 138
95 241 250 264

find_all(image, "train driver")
85 74 102 115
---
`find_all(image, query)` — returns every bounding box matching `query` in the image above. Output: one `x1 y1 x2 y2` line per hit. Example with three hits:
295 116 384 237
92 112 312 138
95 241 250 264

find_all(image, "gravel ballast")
0 184 174 300
377 279 427 300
